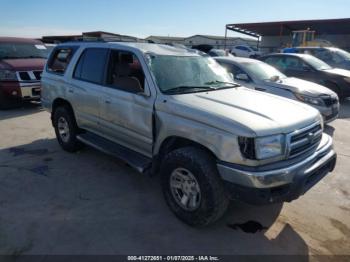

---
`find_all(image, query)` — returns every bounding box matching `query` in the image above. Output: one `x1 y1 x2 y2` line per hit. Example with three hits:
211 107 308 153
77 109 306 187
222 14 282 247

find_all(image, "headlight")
295 93 323 106
238 134 285 160
0 69 17 81
255 135 284 160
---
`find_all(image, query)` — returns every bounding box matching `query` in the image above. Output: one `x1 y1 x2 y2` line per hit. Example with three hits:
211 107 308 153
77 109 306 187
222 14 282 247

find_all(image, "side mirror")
235 73 250 82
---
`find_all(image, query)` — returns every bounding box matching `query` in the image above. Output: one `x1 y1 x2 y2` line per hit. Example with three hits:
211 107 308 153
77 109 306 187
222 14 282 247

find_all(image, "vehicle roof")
294 46 344 51
214 56 261 64
59 42 200 56
262 53 313 59
0 37 43 44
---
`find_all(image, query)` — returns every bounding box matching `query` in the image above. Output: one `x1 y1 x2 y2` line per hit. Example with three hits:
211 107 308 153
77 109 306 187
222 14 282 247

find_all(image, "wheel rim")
170 168 201 211
57 116 70 143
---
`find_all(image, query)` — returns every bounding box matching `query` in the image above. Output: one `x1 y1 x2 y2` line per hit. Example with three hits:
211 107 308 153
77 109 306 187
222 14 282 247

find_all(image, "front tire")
53 106 83 152
160 147 229 227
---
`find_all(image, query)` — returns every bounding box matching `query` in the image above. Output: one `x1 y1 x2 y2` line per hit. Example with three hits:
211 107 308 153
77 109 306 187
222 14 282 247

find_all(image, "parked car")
215 57 339 123
42 42 336 227
0 37 48 109
260 53 350 100
208 49 234 57
231 45 261 58
283 47 350 70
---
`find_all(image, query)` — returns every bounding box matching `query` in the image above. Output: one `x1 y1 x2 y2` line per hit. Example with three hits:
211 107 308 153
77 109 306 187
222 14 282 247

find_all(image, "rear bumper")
217 134 336 204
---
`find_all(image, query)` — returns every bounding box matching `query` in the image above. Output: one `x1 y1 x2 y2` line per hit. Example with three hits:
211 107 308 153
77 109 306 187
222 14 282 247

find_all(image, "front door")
99 49 155 157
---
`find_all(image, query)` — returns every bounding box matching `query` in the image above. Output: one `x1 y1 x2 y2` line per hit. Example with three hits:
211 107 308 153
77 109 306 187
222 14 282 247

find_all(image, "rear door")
99 48 155 157
68 47 109 132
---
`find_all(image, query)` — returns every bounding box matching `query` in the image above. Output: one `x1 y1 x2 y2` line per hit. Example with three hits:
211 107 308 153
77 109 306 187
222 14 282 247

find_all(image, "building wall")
184 36 257 49
146 36 185 44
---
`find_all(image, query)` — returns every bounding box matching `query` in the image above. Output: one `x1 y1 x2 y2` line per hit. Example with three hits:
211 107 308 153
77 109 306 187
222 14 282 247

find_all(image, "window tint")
264 56 285 71
106 50 145 94
47 48 76 74
74 48 108 84
220 62 244 76
283 57 302 70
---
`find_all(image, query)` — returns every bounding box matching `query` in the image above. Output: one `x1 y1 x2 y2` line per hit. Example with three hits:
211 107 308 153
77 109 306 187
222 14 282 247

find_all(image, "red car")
0 37 47 109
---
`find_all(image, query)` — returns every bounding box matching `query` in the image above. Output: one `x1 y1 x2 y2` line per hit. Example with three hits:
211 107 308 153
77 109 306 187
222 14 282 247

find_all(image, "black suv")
260 53 350 100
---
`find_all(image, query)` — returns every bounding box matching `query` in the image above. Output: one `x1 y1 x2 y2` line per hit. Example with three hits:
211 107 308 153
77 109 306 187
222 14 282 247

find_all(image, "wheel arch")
51 98 76 126
152 136 218 175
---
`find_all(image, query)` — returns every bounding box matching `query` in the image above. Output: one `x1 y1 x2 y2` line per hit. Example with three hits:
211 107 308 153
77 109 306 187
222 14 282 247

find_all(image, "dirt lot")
0 101 349 258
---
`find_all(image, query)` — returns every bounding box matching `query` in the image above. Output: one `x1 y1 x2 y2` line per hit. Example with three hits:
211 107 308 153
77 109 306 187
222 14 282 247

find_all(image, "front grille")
33 71 42 80
321 95 338 107
17 71 42 81
19 72 31 81
288 123 323 158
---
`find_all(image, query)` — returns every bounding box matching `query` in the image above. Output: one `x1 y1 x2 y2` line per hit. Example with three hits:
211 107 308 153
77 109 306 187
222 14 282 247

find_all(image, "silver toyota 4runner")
41 42 337 227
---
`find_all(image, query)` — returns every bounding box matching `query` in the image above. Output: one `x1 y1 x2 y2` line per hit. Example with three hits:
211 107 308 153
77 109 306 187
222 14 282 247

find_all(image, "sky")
1 0 349 39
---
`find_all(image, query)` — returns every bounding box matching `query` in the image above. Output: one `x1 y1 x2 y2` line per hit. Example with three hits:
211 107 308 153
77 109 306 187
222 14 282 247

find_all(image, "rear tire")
160 147 229 227
53 106 83 152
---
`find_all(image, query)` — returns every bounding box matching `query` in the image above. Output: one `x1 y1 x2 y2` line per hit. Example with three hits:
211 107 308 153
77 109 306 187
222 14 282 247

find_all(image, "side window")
47 48 76 74
106 50 145 94
284 57 304 70
264 57 285 71
232 65 245 75
73 48 109 84
313 50 334 63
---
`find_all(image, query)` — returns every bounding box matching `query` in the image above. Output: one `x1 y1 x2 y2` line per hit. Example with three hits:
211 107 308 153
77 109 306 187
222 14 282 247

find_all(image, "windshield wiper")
163 85 217 94
205 80 240 87
0 56 20 59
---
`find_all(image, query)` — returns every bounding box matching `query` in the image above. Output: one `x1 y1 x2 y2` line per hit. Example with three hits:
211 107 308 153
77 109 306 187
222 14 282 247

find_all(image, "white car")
231 45 261 58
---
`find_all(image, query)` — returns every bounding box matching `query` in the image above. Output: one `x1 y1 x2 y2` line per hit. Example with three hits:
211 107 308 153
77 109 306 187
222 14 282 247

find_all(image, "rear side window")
47 48 76 74
264 56 285 70
73 48 109 84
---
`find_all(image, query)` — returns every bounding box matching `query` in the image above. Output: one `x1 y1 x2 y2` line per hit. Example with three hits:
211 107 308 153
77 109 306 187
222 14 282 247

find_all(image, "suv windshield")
0 43 48 59
148 55 236 94
242 61 286 81
304 55 332 71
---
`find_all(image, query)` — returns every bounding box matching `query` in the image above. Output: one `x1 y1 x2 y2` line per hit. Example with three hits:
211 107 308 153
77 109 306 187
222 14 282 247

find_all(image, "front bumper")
217 134 336 204
0 81 41 103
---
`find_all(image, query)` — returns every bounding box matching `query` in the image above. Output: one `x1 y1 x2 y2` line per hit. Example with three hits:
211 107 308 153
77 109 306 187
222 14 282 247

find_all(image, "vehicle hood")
324 68 350 78
0 58 46 71
262 77 337 97
159 87 321 137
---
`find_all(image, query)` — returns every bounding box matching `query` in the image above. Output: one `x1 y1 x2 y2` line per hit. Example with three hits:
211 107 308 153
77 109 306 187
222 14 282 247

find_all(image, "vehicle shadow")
338 99 350 119
0 138 309 258
0 101 43 121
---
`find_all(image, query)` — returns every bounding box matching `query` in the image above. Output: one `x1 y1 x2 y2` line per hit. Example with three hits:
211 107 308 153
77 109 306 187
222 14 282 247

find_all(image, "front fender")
154 110 243 163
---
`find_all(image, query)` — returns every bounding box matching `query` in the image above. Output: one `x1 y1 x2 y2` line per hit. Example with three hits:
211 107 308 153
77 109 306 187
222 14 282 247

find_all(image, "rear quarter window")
47 47 77 75
73 48 109 85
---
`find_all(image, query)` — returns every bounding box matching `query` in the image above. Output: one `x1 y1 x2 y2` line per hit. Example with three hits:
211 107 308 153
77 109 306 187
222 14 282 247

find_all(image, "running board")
77 132 151 174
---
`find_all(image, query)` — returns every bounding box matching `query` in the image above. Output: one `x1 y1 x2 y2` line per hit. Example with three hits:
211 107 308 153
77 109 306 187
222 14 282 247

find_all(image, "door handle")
255 87 266 91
